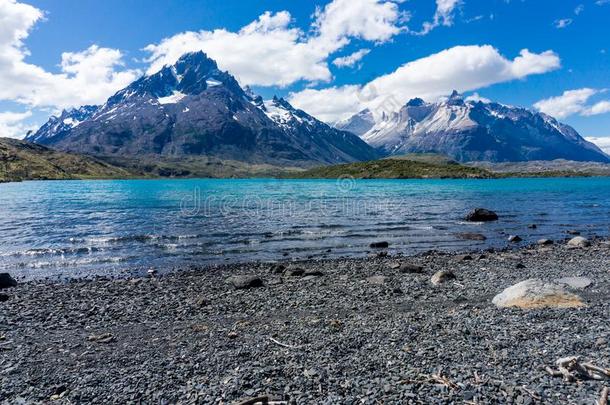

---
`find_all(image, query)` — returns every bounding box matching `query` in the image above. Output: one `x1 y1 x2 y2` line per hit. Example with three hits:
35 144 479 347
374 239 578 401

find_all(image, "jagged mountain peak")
27 52 378 167
341 91 609 163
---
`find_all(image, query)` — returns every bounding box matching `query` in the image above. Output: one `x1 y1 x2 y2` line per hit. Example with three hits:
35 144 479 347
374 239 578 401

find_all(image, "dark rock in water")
457 232 487 241
399 263 424 274
465 208 498 222
431 270 456 285
0 273 17 289
508 235 522 243
528 224 538 229
566 230 581 235
538 239 554 246
0 293 9 302
370 241 389 249
226 275 263 289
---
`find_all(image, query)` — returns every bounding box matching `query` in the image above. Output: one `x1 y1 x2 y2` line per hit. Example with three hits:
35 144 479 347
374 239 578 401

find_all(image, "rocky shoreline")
1 239 609 403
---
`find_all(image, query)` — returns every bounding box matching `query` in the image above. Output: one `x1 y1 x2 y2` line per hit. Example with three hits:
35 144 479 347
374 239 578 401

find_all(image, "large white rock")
492 279 585 309
567 236 590 248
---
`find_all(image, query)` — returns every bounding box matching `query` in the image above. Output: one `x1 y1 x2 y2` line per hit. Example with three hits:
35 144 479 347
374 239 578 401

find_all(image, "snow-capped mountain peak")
26 52 378 167
337 91 609 163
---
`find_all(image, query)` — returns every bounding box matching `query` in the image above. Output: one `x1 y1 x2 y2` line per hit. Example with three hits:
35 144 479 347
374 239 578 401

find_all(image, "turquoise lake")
1 177 609 280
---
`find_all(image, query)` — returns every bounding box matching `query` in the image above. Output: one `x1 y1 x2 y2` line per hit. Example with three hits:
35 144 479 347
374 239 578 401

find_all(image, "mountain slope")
338 91 609 163
0 138 134 182
27 52 378 167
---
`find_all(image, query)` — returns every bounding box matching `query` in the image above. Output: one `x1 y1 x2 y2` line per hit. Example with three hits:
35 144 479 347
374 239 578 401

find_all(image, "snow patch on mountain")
158 91 186 105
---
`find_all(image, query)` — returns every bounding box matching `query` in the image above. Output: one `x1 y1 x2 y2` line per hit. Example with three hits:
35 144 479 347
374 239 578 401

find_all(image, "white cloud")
554 18 573 29
0 110 35 138
289 45 561 122
332 48 371 68
574 4 584 15
596 0 610 5
144 0 406 87
534 88 610 118
585 137 610 154
582 100 610 116
465 92 491 103
0 0 140 110
417 0 462 35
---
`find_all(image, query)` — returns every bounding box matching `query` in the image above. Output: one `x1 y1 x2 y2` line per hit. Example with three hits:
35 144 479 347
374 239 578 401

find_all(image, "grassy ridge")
0 138 136 182
287 155 495 179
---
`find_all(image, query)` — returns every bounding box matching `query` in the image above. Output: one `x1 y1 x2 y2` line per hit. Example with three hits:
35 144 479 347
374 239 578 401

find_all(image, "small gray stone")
399 263 423 274
367 276 388 285
225 275 263 289
537 239 553 246
508 235 522 243
431 270 456 285
554 276 592 290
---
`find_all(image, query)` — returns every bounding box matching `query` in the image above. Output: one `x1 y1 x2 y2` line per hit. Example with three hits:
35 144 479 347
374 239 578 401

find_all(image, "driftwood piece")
268 337 301 350
599 387 609 405
546 356 610 382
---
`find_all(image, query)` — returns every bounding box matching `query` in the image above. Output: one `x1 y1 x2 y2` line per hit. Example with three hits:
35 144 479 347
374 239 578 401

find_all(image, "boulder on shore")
492 279 585 309
567 236 590 248
0 273 17 289
225 275 263 290
431 270 456 285
465 208 498 222
508 235 522 243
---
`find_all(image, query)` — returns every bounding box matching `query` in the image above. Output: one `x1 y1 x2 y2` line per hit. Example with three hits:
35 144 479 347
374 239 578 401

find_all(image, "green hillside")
0 137 136 182
287 154 495 179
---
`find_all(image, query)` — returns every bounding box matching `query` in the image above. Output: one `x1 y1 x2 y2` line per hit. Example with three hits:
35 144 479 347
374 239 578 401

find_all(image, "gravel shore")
1 239 609 404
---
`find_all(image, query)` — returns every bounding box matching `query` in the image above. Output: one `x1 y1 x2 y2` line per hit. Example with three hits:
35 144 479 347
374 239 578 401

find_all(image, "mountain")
337 91 610 163
0 137 134 182
25 105 97 144
27 52 378 167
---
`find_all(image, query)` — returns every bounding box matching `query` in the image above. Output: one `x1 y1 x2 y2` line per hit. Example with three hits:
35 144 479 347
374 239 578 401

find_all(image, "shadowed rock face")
338 91 610 163
27 52 378 168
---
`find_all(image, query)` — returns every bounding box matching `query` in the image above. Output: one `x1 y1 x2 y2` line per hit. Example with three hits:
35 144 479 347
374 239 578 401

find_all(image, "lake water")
1 178 609 280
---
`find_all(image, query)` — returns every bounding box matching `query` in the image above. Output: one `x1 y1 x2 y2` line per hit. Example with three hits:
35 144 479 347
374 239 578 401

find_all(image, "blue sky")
1 0 609 151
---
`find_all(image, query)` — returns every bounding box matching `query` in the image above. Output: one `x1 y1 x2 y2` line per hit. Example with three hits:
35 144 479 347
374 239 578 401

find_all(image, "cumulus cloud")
417 0 462 35
534 88 610 118
144 0 406 87
289 45 561 122
332 49 371 68
574 4 584 15
0 0 140 110
585 137 610 154
465 92 491 103
0 110 35 138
